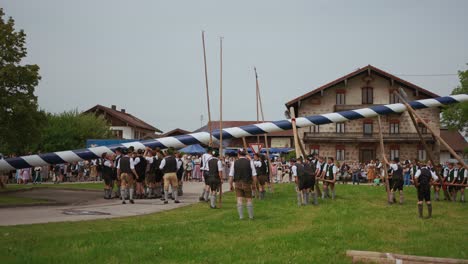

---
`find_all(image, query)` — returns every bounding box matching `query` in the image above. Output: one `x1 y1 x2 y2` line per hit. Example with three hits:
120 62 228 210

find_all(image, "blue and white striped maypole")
1 94 467 171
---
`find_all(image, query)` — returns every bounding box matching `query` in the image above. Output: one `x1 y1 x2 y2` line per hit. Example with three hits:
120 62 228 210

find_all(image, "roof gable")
285 65 440 107
83 105 162 133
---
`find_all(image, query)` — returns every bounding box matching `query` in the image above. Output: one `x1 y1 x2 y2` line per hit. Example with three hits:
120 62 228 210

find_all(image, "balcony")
334 104 403 113
303 132 434 143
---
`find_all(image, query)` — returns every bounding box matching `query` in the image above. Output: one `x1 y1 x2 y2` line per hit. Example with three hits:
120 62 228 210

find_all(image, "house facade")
285 65 441 163
83 105 162 140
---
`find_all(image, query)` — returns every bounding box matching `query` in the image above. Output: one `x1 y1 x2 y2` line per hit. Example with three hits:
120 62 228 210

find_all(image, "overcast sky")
3 0 468 132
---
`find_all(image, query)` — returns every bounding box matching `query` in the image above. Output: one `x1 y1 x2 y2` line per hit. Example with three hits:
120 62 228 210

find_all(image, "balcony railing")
304 132 434 143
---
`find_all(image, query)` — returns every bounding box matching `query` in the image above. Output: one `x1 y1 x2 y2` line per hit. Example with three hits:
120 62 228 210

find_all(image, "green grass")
0 184 466 263
0 196 49 205
1 182 103 192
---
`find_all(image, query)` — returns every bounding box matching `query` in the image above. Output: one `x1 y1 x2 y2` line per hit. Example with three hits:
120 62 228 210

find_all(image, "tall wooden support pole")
255 67 260 144
289 107 303 158
256 68 274 192
394 92 467 169
201 31 213 147
377 116 391 202
218 36 223 207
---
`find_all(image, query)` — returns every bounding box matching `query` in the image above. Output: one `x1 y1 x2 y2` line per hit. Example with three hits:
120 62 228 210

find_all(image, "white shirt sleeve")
159 158 166 170
443 168 448 177
217 160 223 172
431 171 438 181
250 160 257 176
116 159 120 169
292 165 297 177
229 162 235 177
134 157 140 166
389 164 398 171
332 165 337 174
145 157 154 164
414 169 421 178
177 159 183 170
129 158 135 170
104 160 112 167
253 160 262 168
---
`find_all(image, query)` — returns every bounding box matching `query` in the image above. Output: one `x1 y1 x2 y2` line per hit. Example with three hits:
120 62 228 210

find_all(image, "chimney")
111 105 116 110
121 109 126 113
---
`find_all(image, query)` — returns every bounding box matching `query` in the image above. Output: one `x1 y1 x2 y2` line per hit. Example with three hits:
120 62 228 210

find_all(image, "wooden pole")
255 67 260 144
377 116 391 202
393 91 467 169
201 31 213 147
218 36 223 207
256 68 274 192
289 107 303 159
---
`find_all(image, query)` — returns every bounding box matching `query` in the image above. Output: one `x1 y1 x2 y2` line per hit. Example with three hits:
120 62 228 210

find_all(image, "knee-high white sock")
174 186 179 201
297 192 302 206
237 204 244 219
129 188 134 200
210 194 216 207
164 190 169 201
120 188 126 200
246 202 254 219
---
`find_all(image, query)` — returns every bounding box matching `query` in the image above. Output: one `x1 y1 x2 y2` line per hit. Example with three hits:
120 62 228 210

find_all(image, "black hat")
307 154 314 161
115 147 122 153
211 150 219 157
290 158 296 162
137 149 144 155
121 148 128 155
238 148 247 156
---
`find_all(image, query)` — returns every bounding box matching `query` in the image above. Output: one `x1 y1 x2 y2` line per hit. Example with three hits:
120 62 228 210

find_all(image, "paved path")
0 182 230 226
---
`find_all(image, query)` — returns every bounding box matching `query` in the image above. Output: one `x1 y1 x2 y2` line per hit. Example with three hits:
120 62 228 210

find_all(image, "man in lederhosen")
386 157 404 204
134 149 147 199
291 157 307 206
176 152 184 197
229 149 257 220
117 148 139 204
322 157 337 200
159 147 181 204
414 161 438 218
112 147 123 198
144 147 156 198
304 154 318 205
253 154 268 200
101 152 114 199
443 162 457 202
206 150 223 208
454 162 467 202
199 147 213 202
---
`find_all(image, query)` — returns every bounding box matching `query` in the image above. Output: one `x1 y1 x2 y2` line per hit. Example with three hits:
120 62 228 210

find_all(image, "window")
112 130 123 139
336 91 346 105
389 120 400 134
336 145 345 161
362 87 373 104
310 145 320 156
363 121 373 136
418 146 427 161
389 90 400 104
418 123 428 134
336 123 345 133
134 131 141 139
390 145 400 160
310 125 320 133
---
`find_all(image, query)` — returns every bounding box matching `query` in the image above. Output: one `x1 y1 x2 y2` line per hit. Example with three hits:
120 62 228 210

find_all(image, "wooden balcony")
303 132 434 143
334 104 402 113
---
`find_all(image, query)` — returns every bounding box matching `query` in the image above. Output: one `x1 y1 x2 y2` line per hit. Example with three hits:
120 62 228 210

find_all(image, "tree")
39 110 114 152
0 8 46 155
441 66 468 135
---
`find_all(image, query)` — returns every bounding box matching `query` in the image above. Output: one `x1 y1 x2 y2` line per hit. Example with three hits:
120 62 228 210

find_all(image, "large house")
194 121 294 149
83 105 162 140
285 65 441 163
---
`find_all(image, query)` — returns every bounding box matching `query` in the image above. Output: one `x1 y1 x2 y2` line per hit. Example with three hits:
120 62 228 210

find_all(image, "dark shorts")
146 172 156 184
203 171 209 184
449 186 457 192
155 171 163 183
206 177 221 192
235 181 252 198
258 175 268 186
136 174 145 183
391 179 404 191
299 177 314 190
418 185 431 202
103 174 112 186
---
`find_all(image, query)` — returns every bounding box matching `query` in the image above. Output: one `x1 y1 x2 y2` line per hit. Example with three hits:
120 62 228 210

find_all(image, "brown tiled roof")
160 128 191 137
83 105 162 133
194 121 293 137
440 129 468 152
285 65 440 107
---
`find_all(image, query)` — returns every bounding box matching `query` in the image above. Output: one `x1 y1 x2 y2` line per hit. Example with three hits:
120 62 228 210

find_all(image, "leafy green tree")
39 110 114 152
0 8 46 155
442 66 468 135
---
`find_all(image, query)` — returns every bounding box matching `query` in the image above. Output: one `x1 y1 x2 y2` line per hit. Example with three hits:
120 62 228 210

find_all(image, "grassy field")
1 182 103 192
0 196 49 206
0 184 466 263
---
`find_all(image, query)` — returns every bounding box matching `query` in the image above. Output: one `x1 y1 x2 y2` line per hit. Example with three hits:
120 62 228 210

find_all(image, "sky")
3 0 468 132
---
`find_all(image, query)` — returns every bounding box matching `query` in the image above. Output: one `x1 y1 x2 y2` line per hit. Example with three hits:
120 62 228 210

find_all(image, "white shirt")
229 157 257 177
116 155 135 170
145 156 154 164
389 163 399 172
323 163 337 176
201 153 213 171
133 157 141 166
253 160 262 168
414 167 438 181
103 160 113 167
291 164 298 177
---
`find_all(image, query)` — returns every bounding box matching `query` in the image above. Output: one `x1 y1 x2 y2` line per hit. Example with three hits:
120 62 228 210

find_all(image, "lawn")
0 196 49 206
0 184 466 263
1 182 103 192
